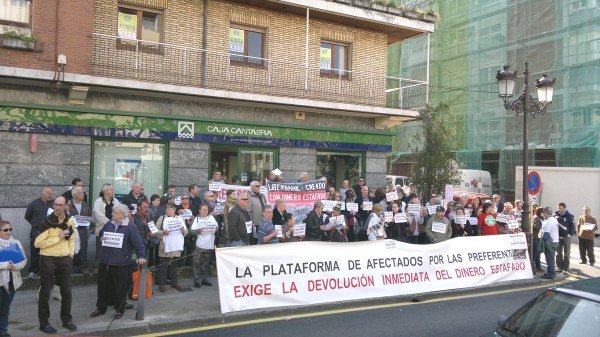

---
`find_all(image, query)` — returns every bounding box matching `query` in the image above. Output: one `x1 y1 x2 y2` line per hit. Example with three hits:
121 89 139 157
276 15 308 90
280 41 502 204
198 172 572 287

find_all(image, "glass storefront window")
316 151 364 188
92 140 166 202
210 145 277 185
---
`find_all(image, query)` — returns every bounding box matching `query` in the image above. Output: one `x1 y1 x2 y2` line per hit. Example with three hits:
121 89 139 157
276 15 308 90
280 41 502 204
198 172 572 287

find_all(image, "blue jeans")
533 238 541 269
0 285 15 334
544 241 558 278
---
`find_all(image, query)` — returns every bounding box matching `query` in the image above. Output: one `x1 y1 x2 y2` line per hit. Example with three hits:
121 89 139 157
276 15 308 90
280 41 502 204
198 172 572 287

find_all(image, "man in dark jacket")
555 202 575 273
61 178 88 203
227 192 251 246
24 186 54 278
305 202 326 241
69 186 93 275
122 181 147 213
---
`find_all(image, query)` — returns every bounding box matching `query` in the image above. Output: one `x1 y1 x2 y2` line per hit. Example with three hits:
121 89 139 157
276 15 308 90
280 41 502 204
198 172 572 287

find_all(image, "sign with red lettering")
216 234 532 314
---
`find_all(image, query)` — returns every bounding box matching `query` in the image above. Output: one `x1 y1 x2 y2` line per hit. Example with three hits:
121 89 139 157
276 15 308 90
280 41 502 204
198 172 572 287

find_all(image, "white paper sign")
260 186 268 195
322 200 336 212
275 225 283 238
203 224 217 234
432 222 447 234
346 203 358 212
394 213 406 223
408 204 421 214
131 204 138 215
245 220 253 234
496 213 510 223
293 223 306 236
213 203 225 215
386 192 398 202
147 221 158 234
180 209 193 220
427 206 438 215
75 215 91 227
335 215 346 230
102 232 124 248
191 217 212 231
209 182 222 191
362 201 373 211
507 219 520 229
582 223 596 231
340 203 346 211
384 212 393 222
175 196 182 206
454 216 467 225
469 217 479 225
163 217 183 232
465 210 471 217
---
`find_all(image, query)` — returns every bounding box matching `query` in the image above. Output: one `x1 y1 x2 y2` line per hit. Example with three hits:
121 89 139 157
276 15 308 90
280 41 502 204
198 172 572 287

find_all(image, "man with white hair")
298 172 309 183
247 181 267 245
70 186 92 275
540 207 559 280
24 187 54 279
123 181 147 213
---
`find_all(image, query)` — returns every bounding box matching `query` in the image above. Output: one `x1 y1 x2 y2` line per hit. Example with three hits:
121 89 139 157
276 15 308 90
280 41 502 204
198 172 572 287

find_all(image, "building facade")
0 0 432 246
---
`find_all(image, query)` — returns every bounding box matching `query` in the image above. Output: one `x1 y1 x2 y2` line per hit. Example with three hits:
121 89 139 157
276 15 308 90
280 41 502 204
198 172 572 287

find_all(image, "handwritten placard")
147 221 158 234
507 219 520 229
386 192 398 202
454 216 467 225
362 201 373 211
321 200 335 212
432 222 447 234
335 215 346 230
163 217 183 232
346 203 358 212
384 212 393 222
427 206 438 215
582 223 596 231
213 203 224 215
102 232 124 248
469 217 479 226
394 213 406 223
293 223 306 236
202 224 217 234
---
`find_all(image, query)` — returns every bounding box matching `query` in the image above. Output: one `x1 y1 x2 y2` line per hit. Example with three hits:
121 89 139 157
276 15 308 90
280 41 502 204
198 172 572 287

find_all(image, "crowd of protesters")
3 170 595 335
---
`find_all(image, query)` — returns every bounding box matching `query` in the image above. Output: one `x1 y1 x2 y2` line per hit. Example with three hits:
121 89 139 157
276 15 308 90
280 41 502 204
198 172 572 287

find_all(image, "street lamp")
496 59 555 266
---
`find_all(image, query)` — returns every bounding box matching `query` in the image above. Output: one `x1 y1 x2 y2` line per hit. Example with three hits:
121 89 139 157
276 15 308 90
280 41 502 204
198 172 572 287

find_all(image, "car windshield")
499 290 600 337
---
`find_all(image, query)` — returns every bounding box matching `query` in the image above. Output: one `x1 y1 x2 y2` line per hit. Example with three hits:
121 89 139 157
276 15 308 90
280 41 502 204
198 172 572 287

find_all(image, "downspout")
201 0 208 87
304 8 309 90
426 32 430 105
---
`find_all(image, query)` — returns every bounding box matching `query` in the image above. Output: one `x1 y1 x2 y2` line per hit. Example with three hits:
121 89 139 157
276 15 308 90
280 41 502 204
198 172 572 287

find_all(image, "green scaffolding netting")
390 0 600 196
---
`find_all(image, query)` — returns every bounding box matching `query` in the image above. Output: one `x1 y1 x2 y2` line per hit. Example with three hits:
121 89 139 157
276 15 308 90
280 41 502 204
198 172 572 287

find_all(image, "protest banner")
216 234 532 314
266 180 326 223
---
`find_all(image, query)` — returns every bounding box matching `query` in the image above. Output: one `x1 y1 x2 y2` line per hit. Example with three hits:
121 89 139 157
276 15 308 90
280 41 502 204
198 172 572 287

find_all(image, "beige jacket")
156 215 188 258
0 238 27 291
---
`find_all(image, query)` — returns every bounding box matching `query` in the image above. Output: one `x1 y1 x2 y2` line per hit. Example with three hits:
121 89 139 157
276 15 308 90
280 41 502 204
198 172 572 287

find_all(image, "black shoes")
201 280 213 286
39 325 57 334
124 302 134 310
114 311 124 320
62 322 77 331
194 282 201 288
540 274 554 279
89 309 106 318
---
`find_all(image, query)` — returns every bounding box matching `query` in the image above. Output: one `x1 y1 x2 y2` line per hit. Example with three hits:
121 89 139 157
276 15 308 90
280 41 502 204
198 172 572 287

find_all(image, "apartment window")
229 26 265 65
117 6 163 51
320 41 350 78
0 0 31 26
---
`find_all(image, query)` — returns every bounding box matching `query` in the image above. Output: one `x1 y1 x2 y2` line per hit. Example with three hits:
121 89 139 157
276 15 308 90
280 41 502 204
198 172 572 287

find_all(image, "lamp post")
496 59 555 266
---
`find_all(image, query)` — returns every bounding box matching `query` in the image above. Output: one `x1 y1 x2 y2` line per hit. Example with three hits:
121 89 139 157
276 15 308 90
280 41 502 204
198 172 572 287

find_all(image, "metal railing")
91 33 427 109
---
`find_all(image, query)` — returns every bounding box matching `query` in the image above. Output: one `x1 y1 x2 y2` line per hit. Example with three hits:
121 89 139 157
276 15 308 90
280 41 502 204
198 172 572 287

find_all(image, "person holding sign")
0 221 27 337
577 206 597 266
280 213 298 243
305 202 327 241
177 194 197 267
341 189 360 242
324 204 348 242
190 204 217 288
425 206 452 243
367 204 386 240
155 204 187 292
385 202 404 241
451 207 472 238
228 192 252 247
257 206 279 245
90 204 146 320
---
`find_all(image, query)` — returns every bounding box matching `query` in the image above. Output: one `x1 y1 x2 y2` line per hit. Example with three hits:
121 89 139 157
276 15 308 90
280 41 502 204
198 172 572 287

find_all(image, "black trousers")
579 237 596 264
96 263 129 313
74 227 90 271
38 255 72 326
29 228 40 274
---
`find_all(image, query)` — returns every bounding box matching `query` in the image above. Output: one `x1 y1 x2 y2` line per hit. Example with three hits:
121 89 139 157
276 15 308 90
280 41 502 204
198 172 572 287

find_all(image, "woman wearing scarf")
0 221 27 337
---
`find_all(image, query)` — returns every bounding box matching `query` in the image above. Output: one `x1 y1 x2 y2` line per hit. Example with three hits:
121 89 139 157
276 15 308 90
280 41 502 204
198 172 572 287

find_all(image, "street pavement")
7 238 600 337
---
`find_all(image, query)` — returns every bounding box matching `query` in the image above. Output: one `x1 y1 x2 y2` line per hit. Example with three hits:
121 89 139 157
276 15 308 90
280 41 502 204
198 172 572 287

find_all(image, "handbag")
148 235 161 248
132 265 153 300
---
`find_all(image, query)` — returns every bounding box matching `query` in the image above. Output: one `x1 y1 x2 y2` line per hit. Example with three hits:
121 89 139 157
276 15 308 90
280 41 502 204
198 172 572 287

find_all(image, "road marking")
132 278 576 337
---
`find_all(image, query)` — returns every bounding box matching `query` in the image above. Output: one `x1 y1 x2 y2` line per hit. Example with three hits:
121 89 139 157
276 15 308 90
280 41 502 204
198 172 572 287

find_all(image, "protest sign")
75 216 91 227
384 212 393 222
394 213 406 223
293 223 306 237
431 222 447 234
362 202 373 211
346 203 358 212
147 221 158 234
386 192 398 202
102 232 124 249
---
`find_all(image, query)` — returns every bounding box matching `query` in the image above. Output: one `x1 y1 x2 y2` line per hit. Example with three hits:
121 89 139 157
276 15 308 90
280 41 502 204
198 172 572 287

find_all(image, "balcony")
91 33 427 112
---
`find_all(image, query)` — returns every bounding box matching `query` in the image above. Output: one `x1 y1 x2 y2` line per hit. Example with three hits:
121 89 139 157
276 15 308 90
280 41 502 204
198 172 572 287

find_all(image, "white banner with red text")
216 234 532 314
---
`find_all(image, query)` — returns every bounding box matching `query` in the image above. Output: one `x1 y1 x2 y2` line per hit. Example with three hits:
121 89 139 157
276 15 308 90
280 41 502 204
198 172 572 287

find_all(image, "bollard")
135 265 147 321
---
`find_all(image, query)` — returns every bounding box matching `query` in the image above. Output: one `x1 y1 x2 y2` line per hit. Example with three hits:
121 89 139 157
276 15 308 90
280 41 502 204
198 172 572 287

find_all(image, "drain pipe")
201 0 208 87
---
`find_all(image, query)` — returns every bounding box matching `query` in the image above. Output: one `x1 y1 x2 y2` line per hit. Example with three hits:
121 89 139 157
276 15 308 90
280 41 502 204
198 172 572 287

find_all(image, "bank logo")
178 121 194 139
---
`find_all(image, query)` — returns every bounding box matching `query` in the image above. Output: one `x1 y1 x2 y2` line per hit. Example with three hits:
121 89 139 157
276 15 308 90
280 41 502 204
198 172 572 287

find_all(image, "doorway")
210 145 278 185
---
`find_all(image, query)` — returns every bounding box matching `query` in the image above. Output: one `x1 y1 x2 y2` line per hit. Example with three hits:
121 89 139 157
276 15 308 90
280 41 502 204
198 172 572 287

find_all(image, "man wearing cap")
425 206 452 243
305 202 326 241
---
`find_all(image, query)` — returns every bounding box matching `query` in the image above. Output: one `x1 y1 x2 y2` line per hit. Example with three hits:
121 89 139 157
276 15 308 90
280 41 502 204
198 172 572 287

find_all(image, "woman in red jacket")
479 202 498 235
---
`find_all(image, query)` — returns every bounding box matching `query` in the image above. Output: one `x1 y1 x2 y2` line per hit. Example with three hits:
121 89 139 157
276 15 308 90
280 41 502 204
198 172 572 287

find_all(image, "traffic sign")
527 171 542 195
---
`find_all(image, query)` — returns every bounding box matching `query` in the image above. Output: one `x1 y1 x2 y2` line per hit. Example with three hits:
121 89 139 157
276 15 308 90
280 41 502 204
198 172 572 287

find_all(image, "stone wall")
167 141 209 194
279 147 317 183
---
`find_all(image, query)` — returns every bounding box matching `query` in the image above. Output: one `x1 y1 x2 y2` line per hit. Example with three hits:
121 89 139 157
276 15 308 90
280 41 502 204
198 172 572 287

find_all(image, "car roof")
553 277 600 303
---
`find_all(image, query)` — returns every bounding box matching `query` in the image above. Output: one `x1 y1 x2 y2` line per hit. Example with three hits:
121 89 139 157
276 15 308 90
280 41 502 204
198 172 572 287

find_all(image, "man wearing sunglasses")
228 192 251 247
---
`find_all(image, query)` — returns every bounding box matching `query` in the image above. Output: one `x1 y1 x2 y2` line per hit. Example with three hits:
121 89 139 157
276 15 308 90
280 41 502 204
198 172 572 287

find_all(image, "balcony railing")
91 33 427 110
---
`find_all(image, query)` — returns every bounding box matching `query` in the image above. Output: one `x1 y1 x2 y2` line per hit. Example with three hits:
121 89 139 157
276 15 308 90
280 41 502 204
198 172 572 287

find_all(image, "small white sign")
260 186 268 195
131 204 138 215
213 203 224 215
346 203 358 212
75 215 91 227
508 219 520 229
203 224 217 234
362 201 373 211
293 223 306 237
102 232 124 248
469 217 479 225
175 196 182 206
465 209 471 217
582 223 596 231
432 222 447 234
427 206 438 215
180 209 193 220
384 212 393 222
147 221 158 234
245 220 253 234
386 192 398 202
394 213 406 223
335 215 346 230
275 225 283 238
321 200 336 212
454 216 467 225
408 204 421 214
163 217 183 232
496 213 510 223
209 182 222 192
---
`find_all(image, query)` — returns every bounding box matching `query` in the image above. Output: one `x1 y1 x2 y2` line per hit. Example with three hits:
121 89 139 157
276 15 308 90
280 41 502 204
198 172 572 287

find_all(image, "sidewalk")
8 240 600 337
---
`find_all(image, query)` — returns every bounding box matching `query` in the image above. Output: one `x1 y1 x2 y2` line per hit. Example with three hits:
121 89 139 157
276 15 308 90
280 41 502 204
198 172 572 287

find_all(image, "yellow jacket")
34 214 77 257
